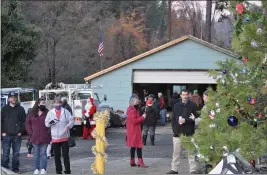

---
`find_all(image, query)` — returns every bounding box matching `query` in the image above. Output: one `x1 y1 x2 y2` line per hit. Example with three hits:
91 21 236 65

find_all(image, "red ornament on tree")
236 3 245 14
242 57 248 63
250 98 256 104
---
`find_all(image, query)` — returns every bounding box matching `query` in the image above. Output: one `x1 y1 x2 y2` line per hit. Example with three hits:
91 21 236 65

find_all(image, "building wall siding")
91 40 234 111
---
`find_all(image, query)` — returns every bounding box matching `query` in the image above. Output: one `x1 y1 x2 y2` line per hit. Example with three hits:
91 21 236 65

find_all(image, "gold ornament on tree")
91 110 110 174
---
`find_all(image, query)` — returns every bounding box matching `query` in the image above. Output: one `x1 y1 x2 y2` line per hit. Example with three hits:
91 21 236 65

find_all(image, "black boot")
142 134 147 146
64 170 71 174
150 135 155 146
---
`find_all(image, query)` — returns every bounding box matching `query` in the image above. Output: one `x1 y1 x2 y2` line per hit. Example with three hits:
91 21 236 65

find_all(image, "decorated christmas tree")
182 0 267 168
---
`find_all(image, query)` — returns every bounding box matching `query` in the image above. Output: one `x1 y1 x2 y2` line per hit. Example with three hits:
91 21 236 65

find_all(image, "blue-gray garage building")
84 35 236 111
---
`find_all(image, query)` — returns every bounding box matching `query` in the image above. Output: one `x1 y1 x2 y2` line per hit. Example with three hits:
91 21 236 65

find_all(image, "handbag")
68 137 76 147
64 110 76 148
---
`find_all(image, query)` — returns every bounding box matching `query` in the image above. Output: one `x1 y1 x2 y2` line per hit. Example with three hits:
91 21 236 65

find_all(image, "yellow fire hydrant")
91 110 110 174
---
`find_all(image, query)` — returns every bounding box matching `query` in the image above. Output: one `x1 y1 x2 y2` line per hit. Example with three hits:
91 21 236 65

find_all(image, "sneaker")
47 156 53 159
33 169 39 174
40 169 47 174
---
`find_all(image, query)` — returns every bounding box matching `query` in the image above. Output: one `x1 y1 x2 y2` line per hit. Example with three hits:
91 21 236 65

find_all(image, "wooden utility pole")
168 0 172 41
205 0 212 42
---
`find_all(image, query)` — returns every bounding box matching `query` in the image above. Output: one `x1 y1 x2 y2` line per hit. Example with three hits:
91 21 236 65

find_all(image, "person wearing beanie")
126 96 148 168
142 99 158 146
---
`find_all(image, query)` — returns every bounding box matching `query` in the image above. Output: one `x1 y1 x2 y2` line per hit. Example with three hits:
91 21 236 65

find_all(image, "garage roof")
84 35 238 81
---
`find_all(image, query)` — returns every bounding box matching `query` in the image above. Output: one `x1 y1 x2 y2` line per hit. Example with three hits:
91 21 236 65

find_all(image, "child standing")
46 141 54 159
26 139 34 158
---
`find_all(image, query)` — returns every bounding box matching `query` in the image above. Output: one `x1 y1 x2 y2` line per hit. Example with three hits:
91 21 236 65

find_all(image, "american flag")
98 33 104 56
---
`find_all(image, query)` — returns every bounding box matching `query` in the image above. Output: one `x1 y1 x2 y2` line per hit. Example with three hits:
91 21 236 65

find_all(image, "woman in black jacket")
142 99 158 146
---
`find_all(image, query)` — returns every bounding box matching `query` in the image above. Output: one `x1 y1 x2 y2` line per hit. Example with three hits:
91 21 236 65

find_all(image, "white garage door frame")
132 70 217 84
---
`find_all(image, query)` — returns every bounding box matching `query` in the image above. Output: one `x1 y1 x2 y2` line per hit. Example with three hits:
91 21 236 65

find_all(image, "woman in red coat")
126 96 148 168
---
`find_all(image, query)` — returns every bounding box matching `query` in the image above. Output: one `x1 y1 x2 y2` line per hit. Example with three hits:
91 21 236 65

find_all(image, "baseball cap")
8 91 16 98
194 90 198 94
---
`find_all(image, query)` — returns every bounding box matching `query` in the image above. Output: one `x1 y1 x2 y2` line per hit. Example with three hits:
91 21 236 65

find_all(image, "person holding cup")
167 89 199 174
126 95 148 168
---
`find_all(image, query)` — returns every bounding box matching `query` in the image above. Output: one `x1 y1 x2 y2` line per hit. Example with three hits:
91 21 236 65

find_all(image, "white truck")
1 87 36 114
39 82 111 135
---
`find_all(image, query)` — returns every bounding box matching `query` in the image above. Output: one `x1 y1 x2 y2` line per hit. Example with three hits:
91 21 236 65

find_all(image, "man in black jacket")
1 92 26 173
167 89 199 174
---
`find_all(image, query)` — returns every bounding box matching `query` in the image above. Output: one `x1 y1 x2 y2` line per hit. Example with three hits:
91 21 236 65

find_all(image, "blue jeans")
33 144 48 170
160 109 167 125
1 135 22 170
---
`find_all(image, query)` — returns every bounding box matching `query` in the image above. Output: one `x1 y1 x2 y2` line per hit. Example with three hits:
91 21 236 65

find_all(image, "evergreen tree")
1 0 42 87
181 0 267 168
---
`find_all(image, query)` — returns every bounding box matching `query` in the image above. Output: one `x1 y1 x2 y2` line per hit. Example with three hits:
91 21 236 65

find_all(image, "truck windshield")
77 93 92 100
20 92 35 102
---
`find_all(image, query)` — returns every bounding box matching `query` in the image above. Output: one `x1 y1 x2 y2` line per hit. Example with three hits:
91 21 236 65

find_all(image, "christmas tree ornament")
210 145 214 150
242 57 248 63
250 98 256 104
213 75 217 79
244 14 250 22
236 3 245 15
242 67 248 73
256 28 263 35
247 96 251 102
258 112 262 118
215 103 220 113
251 40 258 48
209 110 215 120
227 116 238 126
209 123 216 128
221 78 226 85
222 69 227 74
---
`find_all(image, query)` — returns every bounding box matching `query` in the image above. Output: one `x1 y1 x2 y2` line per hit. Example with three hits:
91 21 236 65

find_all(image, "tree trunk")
51 40 56 84
205 0 212 42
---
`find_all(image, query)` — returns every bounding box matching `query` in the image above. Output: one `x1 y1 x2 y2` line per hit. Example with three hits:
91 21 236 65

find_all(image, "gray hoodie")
45 108 74 140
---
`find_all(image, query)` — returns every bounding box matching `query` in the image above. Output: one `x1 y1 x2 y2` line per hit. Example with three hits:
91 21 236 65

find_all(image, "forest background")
2 0 260 88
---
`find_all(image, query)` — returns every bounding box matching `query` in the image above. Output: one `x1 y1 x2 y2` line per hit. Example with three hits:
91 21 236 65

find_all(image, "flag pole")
100 16 103 71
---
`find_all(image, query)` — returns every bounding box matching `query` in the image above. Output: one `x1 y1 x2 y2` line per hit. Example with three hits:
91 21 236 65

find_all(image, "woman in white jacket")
45 97 74 174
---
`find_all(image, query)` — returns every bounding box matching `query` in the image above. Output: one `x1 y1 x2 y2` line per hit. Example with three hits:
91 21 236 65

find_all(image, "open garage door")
133 70 216 84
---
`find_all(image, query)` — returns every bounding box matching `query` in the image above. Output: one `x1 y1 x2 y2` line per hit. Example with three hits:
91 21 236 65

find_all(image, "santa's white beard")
85 104 92 111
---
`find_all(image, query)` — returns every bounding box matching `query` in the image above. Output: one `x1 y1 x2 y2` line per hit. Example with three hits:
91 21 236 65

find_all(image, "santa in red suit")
82 97 97 139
